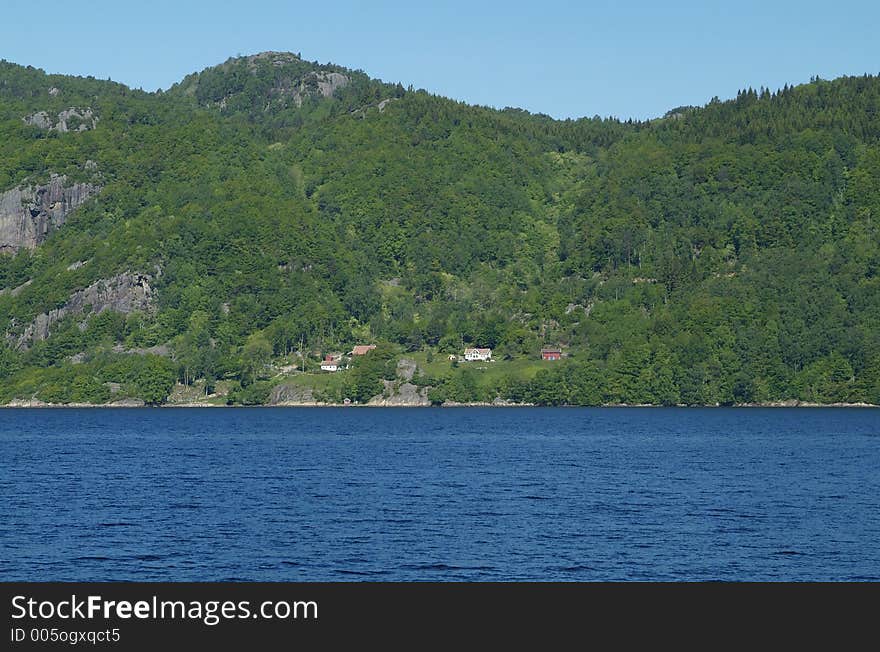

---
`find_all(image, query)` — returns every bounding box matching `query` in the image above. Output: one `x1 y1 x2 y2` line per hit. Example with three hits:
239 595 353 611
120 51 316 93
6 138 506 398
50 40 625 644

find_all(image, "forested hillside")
0 53 877 406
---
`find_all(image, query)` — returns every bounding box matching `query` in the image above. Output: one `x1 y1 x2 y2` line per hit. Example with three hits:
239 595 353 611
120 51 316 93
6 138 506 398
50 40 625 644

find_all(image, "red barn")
541 347 562 361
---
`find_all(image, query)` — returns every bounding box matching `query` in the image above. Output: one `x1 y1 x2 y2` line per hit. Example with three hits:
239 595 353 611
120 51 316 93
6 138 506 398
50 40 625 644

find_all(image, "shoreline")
1 400 877 409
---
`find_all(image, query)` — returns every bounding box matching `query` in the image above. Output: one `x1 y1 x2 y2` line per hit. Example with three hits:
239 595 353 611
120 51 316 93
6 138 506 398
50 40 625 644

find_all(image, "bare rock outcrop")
13 272 155 349
195 53 350 111
396 357 418 381
23 108 98 132
268 384 318 405
3 398 49 407
0 279 32 297
107 398 146 407
111 343 170 357
314 72 349 97
290 71 349 107
0 174 101 253
377 98 398 112
368 380 430 406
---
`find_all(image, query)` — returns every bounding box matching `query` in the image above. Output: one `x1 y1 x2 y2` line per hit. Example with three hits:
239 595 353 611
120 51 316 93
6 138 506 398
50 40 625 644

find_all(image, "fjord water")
1 407 878 581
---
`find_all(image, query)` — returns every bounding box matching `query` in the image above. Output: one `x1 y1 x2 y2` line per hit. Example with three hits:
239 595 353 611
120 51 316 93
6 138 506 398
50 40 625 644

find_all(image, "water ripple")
1 407 879 581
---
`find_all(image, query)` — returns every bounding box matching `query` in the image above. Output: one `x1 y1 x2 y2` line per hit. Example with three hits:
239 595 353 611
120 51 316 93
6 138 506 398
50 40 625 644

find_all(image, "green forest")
0 53 878 406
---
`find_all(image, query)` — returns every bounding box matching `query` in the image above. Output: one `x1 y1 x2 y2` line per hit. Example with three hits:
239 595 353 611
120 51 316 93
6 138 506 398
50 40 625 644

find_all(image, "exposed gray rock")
268 384 318 405
315 72 348 97
291 71 349 107
377 98 398 113
58 108 97 132
13 272 155 349
3 398 49 407
201 54 350 111
368 381 430 406
67 260 88 271
111 343 170 357
48 87 61 97
0 175 101 253
243 51 301 67
107 397 145 407
0 279 32 297
397 358 417 381
441 398 533 407
23 111 53 129
23 107 98 132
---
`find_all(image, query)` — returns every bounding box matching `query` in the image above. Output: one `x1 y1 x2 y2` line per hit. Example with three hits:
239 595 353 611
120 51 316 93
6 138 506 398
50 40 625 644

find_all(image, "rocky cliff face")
290 71 349 107
0 175 101 253
13 272 155 349
23 107 98 132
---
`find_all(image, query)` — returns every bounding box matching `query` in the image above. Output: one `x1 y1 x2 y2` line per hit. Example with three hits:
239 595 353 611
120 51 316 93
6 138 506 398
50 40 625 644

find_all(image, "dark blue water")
1 407 878 581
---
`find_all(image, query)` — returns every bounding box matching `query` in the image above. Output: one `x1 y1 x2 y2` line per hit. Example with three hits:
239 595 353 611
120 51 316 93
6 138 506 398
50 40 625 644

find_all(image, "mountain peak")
229 51 303 66
170 50 355 112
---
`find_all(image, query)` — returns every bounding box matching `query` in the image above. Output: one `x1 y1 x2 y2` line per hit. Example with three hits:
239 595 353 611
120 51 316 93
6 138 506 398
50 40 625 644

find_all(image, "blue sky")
3 0 878 120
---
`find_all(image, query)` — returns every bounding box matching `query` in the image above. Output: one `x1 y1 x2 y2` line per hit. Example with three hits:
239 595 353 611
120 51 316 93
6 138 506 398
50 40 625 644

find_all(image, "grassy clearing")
271 368 348 393
260 351 560 403
407 351 553 387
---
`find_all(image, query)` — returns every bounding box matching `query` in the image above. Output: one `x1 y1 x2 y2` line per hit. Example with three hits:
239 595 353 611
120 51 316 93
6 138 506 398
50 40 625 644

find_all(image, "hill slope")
0 55 878 406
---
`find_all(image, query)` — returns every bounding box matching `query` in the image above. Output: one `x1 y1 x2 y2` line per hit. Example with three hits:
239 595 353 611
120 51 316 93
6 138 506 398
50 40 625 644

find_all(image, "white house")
463 347 492 362
320 357 341 372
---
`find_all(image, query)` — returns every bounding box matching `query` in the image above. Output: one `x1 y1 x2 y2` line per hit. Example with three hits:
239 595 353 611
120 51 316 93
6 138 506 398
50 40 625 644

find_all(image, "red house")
541 347 562 361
